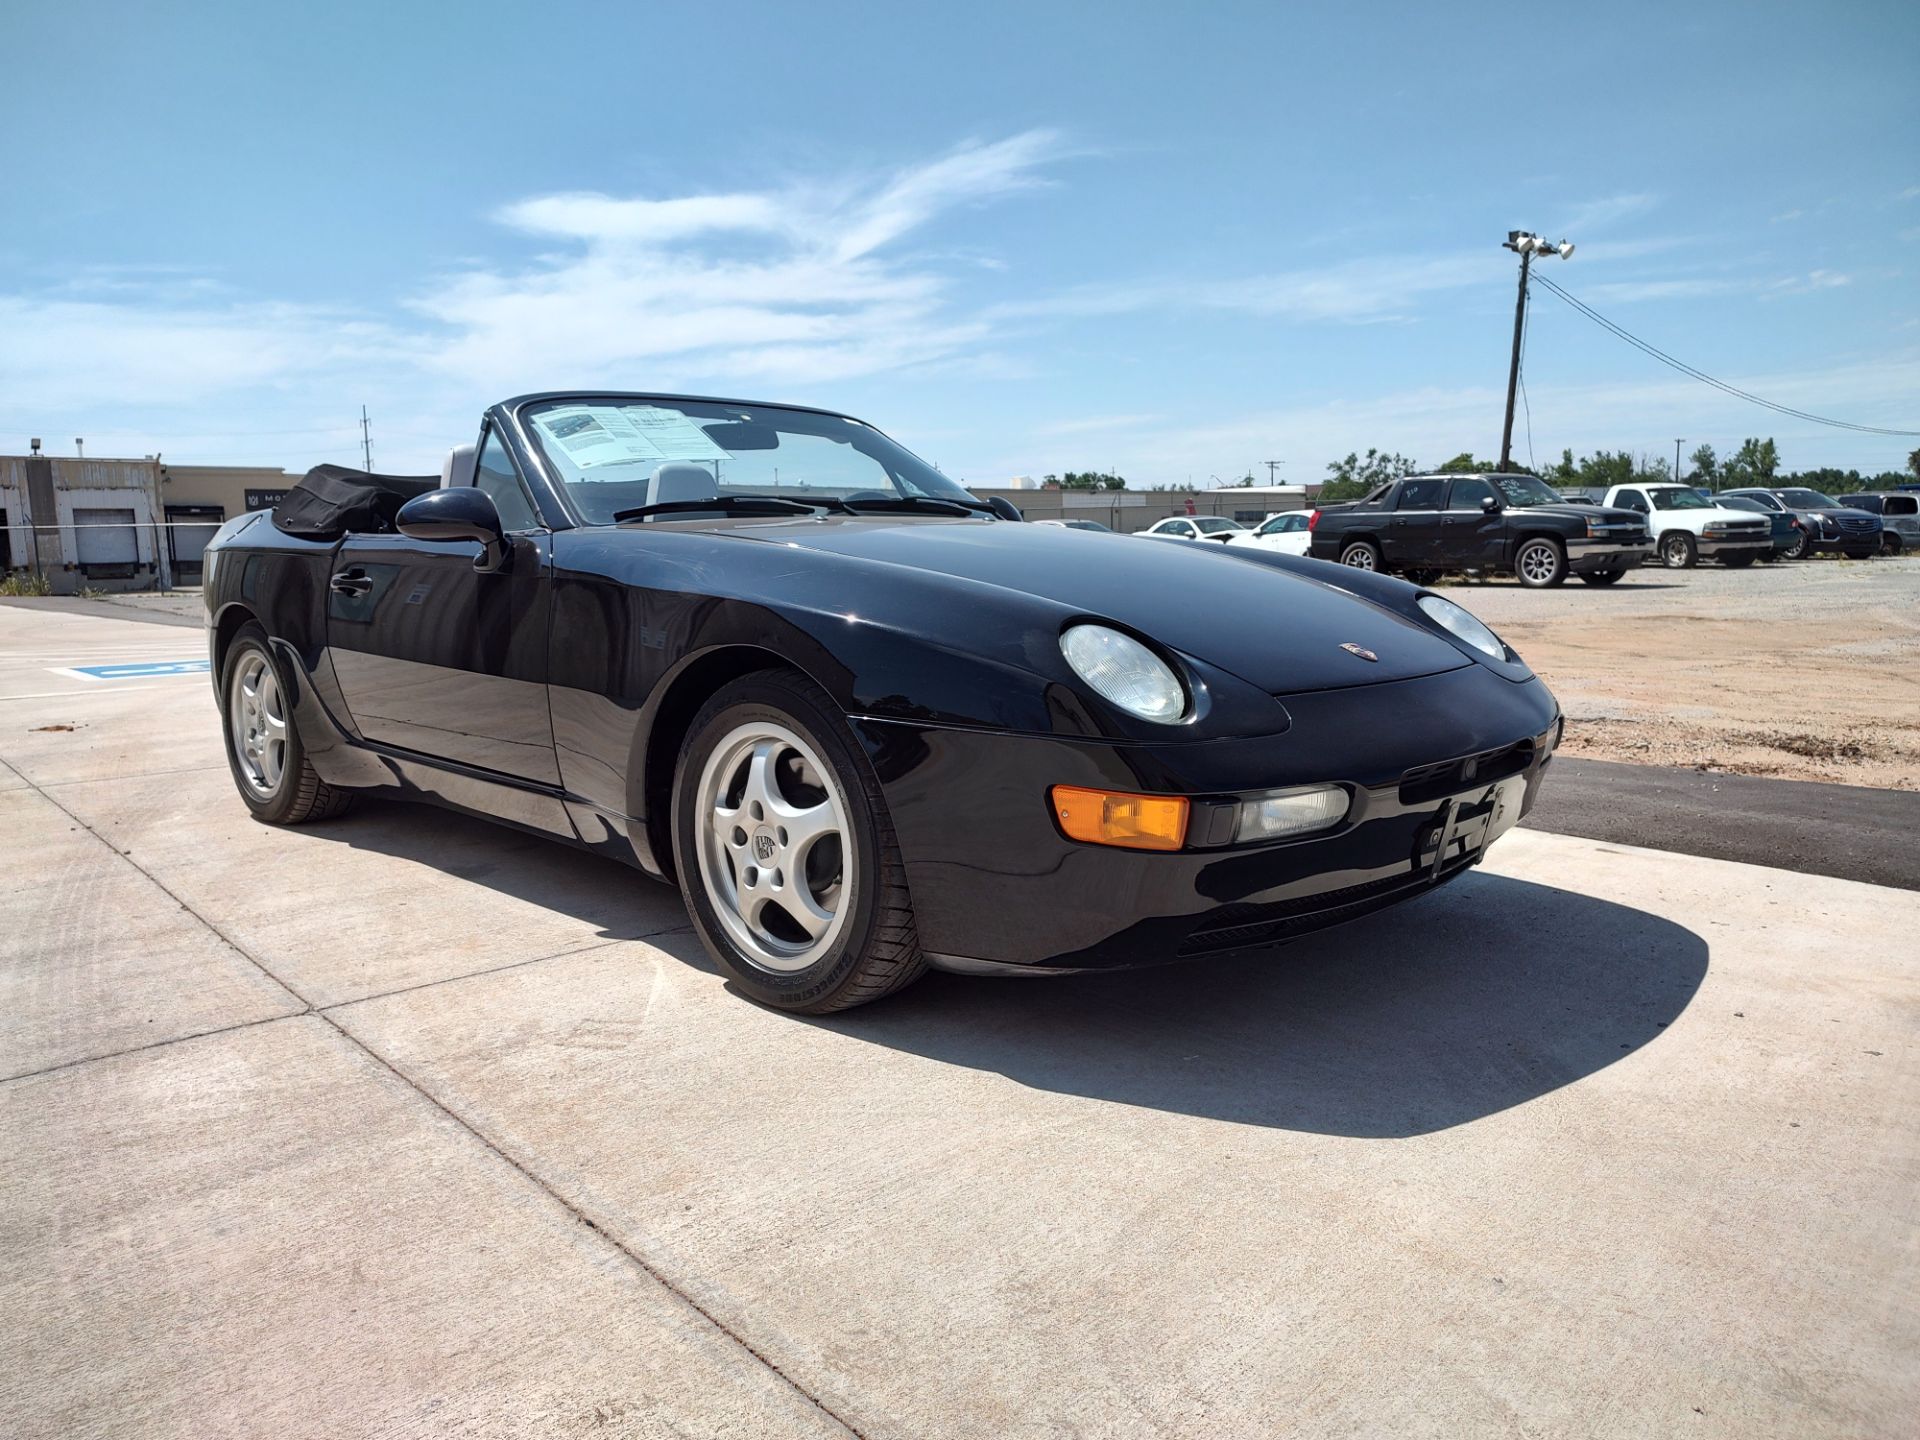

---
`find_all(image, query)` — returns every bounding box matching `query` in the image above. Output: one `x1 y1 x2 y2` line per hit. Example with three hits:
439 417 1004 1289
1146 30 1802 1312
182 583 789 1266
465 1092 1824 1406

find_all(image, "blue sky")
3 0 1916 482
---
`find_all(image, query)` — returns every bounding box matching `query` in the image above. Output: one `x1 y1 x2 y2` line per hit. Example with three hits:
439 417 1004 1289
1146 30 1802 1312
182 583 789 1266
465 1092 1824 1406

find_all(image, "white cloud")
1769 209 1805 224
411 131 1067 393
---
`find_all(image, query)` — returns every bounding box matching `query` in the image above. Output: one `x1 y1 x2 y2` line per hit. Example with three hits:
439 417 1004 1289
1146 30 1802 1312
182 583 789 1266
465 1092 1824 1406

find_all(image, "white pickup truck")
1601 482 1773 569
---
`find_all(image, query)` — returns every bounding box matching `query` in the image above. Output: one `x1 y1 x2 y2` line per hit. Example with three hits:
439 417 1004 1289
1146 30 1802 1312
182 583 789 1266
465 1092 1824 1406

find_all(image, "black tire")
1402 568 1445 587
1659 532 1697 570
1785 531 1812 560
671 669 926 1013
1577 568 1626 586
218 623 353 825
1513 537 1567 588
1720 552 1758 568
1884 534 1904 556
1338 540 1382 572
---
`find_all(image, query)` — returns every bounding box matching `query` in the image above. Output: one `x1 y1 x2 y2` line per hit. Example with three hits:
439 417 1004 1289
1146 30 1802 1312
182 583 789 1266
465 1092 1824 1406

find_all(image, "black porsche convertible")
203 391 1561 1012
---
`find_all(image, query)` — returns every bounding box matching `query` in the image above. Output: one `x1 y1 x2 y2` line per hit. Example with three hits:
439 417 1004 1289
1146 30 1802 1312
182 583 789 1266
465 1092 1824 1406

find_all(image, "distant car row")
1122 475 1902 587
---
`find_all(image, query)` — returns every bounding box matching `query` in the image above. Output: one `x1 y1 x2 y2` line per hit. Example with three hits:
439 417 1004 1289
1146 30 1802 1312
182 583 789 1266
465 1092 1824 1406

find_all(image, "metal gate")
73 507 139 577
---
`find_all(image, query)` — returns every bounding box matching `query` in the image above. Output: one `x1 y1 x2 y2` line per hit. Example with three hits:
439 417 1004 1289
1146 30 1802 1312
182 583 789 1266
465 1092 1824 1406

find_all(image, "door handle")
329 569 373 597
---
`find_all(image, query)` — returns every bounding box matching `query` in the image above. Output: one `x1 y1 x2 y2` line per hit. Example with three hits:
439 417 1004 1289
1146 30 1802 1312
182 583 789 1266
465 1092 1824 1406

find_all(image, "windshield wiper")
840 494 994 517
612 494 853 523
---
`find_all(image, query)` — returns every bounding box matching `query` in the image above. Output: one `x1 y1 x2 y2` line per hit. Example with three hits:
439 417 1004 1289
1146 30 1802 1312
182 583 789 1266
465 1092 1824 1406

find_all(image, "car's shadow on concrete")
317 796 694 945
783 870 1708 1139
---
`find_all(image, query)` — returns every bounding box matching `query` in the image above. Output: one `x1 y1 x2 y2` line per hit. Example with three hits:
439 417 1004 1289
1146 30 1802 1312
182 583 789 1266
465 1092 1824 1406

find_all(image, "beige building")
1 452 297 591
967 483 1311 533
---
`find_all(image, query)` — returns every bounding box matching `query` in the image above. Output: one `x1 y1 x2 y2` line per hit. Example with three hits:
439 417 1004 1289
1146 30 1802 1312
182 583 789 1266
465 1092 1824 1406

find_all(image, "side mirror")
1480 495 1502 513
397 488 508 571
985 495 1024 522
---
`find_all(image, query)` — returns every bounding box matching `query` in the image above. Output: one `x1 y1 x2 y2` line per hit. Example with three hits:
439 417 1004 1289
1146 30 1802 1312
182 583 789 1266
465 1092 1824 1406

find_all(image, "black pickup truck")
1307 472 1653 588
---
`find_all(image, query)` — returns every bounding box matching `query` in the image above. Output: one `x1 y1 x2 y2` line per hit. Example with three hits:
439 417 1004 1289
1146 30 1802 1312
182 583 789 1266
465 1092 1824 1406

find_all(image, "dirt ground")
1445 554 1920 790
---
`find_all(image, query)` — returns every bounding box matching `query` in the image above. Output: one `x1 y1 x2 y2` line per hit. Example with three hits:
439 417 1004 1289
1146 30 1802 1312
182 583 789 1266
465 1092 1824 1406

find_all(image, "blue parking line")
60 660 211 680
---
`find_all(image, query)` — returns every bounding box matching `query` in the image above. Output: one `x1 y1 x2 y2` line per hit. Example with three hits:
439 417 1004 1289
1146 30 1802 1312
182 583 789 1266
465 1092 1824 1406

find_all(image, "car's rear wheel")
219 623 352 825
1884 534 1904 556
1514 537 1567 588
1660 532 1697 569
1785 531 1812 560
1577 568 1626 586
672 670 926 1013
1339 540 1381 572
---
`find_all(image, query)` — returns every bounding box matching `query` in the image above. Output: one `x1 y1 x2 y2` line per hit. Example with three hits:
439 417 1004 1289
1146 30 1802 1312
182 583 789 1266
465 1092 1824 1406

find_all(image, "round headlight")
1417 594 1508 661
1060 624 1187 722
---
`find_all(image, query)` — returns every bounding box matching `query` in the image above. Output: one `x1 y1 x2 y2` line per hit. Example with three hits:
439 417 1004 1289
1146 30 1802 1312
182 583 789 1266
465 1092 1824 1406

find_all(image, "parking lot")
3 597 1917 1437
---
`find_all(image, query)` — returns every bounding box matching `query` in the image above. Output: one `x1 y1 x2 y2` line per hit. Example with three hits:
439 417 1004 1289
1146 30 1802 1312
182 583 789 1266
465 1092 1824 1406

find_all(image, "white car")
1601 482 1772 569
1141 515 1248 545
1224 510 1313 556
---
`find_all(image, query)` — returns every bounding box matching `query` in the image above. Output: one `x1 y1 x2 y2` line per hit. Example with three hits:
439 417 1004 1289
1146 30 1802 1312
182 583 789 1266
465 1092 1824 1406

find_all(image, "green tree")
1908 447 1920 482
1319 448 1417 502
1549 448 1577 483
1055 470 1126 491
1573 450 1637 489
1688 443 1717 487
1721 437 1780 487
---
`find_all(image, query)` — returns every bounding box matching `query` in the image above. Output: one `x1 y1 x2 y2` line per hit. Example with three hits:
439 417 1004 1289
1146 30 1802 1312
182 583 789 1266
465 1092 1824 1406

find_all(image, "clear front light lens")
1060 624 1187 722
1417 594 1508 661
1235 785 1349 843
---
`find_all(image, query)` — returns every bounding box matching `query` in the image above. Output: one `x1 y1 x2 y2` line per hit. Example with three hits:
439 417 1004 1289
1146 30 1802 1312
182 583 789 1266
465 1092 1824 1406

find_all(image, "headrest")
648 462 719 507
440 444 477 489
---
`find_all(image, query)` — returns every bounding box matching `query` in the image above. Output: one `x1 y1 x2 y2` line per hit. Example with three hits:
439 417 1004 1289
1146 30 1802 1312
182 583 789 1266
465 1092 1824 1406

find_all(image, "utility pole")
1498 232 1574 472
1264 460 1284 487
1675 438 1685 483
360 405 374 472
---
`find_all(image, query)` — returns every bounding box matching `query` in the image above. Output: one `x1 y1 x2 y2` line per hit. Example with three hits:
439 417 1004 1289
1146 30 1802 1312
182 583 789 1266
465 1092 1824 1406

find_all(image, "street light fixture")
1498 230 1573 472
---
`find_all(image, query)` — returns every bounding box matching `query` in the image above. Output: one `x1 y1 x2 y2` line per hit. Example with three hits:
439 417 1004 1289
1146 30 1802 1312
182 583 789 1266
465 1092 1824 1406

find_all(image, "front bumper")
854 663 1560 973
1696 534 1772 557
1566 538 1652 572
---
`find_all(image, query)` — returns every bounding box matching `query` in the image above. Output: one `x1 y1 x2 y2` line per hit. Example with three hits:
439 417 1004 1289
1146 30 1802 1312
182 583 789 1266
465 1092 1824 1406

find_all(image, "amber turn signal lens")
1050 785 1189 851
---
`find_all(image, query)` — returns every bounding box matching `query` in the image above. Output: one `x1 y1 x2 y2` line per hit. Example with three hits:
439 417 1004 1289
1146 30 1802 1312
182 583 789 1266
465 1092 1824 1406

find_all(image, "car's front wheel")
671 670 926 1013
219 623 353 825
1785 530 1812 560
1514 537 1567 588
1660 532 1697 569
1884 533 1904 556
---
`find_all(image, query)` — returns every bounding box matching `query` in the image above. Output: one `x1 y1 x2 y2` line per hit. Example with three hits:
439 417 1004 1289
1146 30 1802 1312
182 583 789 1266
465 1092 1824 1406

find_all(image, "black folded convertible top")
271 464 438 540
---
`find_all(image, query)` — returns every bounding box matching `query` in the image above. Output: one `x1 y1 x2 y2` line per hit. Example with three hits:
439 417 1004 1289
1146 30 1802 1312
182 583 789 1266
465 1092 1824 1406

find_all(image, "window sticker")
533 405 733 473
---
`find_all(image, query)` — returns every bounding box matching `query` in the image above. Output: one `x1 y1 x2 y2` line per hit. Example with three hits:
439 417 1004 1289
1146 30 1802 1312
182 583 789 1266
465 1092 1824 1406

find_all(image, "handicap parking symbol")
54 659 212 681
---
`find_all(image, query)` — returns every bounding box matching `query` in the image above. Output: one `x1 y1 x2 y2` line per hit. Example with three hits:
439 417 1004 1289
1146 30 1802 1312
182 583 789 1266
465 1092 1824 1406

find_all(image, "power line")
1530 271 1920 437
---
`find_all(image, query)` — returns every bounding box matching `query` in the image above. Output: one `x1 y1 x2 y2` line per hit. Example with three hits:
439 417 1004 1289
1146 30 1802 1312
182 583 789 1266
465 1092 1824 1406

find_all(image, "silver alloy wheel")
1662 535 1691 568
1340 544 1377 570
694 721 854 974
1517 540 1559 585
228 650 287 797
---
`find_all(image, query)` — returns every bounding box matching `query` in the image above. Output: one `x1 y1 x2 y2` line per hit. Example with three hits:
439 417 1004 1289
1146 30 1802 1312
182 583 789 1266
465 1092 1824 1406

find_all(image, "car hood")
714 517 1476 695
1516 503 1644 525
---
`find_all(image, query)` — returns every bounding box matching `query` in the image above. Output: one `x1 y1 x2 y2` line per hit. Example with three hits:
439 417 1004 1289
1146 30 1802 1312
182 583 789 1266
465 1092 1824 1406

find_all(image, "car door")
1439 479 1503 569
1613 488 1651 522
1386 478 1446 564
325 426 560 785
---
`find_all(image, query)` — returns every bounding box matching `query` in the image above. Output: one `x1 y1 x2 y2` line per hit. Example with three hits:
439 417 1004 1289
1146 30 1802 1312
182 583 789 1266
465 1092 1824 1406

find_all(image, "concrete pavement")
3 600 1916 1437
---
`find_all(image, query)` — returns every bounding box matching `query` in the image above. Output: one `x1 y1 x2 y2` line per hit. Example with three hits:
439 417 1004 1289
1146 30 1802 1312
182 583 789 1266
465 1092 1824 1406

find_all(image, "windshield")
1649 487 1712 511
1193 516 1242 534
1778 488 1842 509
1491 475 1562 507
519 396 977 524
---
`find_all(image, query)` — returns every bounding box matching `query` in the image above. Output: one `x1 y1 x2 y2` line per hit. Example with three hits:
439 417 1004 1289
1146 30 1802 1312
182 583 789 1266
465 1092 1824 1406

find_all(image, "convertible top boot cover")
271 465 438 540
